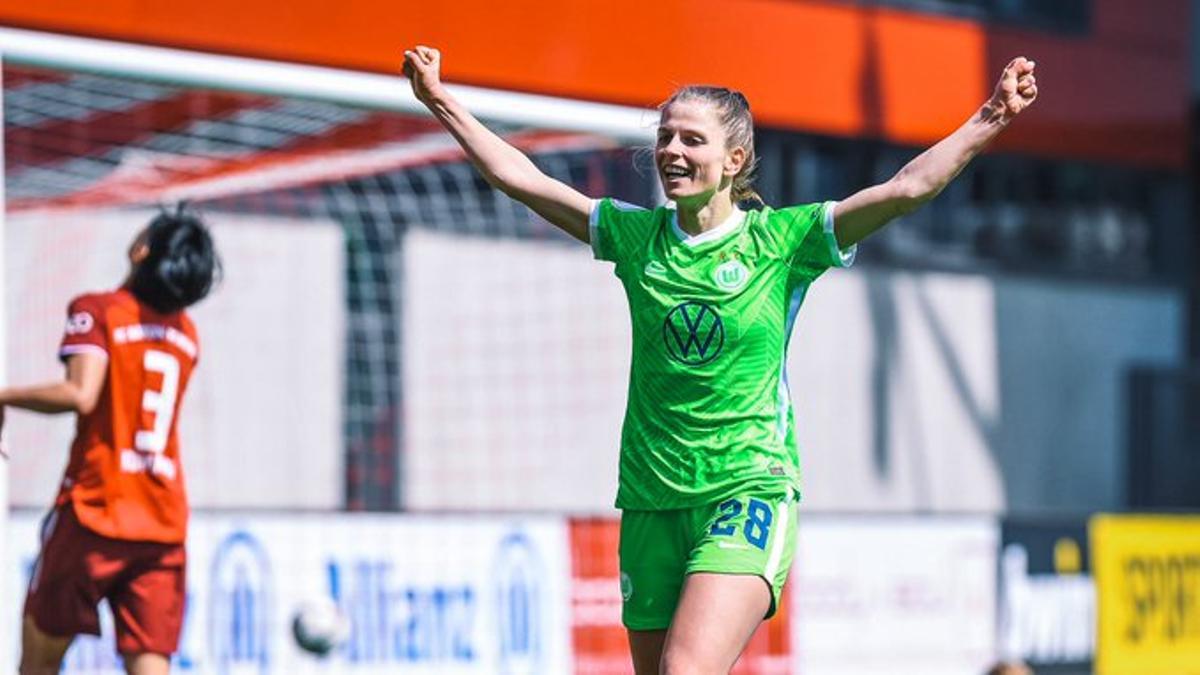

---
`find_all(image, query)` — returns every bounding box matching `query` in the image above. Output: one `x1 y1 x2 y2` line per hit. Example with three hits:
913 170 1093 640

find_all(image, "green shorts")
618 488 798 631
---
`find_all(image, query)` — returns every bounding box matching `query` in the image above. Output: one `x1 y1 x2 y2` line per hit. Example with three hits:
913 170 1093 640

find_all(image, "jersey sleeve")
781 200 857 278
589 198 658 266
59 294 110 362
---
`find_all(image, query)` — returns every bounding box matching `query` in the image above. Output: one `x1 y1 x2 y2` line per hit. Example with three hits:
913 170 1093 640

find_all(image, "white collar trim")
670 207 746 247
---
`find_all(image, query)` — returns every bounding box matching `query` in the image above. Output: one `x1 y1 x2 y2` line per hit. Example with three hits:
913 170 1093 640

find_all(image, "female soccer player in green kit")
404 45 1036 674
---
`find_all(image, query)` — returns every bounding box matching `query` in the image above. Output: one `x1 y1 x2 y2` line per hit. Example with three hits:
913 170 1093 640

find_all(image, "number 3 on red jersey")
136 349 179 455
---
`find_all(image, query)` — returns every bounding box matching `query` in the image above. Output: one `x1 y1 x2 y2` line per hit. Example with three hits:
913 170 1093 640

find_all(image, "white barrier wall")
402 230 629 511
6 511 573 674
3 209 345 509
403 229 1184 513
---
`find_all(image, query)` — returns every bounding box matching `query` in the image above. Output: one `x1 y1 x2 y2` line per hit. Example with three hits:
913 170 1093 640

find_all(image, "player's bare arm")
833 56 1038 247
0 352 108 415
404 45 593 242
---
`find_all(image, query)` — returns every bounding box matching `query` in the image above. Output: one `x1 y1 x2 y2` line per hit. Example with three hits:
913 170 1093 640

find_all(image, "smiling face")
656 100 746 206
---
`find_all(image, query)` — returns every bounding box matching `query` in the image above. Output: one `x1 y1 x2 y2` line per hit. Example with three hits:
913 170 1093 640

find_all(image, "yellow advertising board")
1092 514 1200 675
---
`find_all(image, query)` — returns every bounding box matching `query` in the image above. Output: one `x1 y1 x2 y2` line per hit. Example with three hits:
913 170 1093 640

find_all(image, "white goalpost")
0 27 655 144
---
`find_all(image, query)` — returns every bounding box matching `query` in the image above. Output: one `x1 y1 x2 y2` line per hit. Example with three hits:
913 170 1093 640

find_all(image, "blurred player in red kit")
0 206 221 675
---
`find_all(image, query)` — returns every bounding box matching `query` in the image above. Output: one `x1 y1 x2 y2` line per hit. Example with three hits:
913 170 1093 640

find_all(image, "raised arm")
404 46 593 243
833 57 1038 248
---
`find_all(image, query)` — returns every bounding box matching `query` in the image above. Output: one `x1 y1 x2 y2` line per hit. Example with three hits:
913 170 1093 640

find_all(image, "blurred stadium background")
1 0 1198 673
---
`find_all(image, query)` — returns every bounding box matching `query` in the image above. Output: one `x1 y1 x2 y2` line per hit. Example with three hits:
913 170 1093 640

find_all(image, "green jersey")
590 198 855 510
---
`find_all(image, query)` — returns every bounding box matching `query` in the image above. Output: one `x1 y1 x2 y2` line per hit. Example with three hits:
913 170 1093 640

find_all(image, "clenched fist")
403 45 444 105
990 56 1038 121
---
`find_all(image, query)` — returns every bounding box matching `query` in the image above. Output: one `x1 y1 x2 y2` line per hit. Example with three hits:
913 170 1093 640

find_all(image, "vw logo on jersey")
663 302 725 365
713 260 749 291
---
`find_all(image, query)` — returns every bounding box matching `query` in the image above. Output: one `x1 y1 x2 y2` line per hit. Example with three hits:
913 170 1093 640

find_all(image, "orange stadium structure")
0 0 1188 167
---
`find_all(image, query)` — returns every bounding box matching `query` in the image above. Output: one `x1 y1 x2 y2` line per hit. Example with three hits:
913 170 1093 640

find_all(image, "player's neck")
676 197 734 236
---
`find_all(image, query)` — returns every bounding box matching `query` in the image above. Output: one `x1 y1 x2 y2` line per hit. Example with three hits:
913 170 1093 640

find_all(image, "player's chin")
661 181 696 201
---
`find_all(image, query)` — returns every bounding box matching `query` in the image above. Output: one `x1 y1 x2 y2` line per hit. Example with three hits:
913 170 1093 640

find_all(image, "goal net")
3 46 658 518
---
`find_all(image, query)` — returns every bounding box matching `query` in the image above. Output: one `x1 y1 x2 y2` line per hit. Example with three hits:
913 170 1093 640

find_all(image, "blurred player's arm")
833 57 1038 248
404 45 592 243
0 353 107 416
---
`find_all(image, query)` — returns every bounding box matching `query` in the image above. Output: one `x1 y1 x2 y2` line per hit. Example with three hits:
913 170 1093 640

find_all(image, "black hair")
128 204 222 314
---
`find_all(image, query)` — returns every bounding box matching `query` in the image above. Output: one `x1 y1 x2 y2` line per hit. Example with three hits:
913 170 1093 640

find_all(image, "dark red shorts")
23 503 186 656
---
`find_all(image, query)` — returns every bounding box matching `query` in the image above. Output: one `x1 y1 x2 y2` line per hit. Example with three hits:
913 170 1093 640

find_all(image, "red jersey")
56 288 199 544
